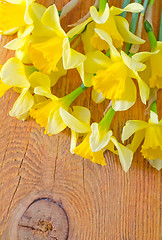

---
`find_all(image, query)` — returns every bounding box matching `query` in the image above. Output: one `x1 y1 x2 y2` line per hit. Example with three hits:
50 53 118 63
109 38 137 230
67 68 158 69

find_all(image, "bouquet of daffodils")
0 0 161 172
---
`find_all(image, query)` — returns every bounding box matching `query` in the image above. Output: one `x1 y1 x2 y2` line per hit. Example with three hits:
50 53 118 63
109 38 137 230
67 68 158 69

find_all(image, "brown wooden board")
0 0 161 239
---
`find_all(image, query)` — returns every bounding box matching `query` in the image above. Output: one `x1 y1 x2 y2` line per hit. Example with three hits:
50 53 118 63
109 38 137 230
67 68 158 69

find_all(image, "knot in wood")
17 198 69 240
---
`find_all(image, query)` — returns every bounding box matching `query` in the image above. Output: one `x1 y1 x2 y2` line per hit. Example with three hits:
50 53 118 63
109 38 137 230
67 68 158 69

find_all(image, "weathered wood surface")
0 0 161 239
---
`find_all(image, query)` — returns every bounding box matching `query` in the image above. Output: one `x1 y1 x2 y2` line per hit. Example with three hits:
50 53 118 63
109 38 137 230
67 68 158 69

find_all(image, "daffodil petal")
110 136 133 172
76 62 85 85
133 72 150 104
92 88 105 103
9 88 34 119
94 28 120 60
67 17 92 38
149 111 159 124
59 107 91 133
112 77 136 111
70 130 79 154
71 106 91 124
110 3 144 16
90 3 109 24
5 36 26 50
84 50 112 73
34 86 53 99
41 4 66 37
132 50 159 62
1 57 30 88
47 108 67 134
121 51 146 72
148 159 162 170
0 80 11 98
28 2 54 37
49 60 67 87
128 130 145 153
115 16 145 44
63 38 86 69
29 71 51 89
90 123 112 152
122 120 147 142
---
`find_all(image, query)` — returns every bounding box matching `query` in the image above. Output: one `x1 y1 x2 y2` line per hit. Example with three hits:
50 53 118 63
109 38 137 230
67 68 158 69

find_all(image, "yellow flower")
0 0 33 35
30 85 90 135
74 107 133 172
87 29 149 111
133 41 162 89
0 57 51 120
122 111 162 170
28 4 86 74
68 3 145 53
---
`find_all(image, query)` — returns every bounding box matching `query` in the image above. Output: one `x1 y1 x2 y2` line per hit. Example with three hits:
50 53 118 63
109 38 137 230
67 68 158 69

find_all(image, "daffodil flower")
133 41 162 89
122 111 162 170
0 0 34 35
84 29 149 111
0 57 50 120
30 84 90 135
73 107 133 172
68 2 145 53
27 4 86 74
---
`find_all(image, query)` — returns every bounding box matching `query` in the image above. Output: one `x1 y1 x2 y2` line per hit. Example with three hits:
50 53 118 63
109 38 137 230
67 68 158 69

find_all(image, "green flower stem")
99 107 116 131
144 20 157 51
64 84 88 106
99 0 107 12
125 0 142 54
150 100 157 114
120 0 130 18
149 0 154 6
159 10 162 41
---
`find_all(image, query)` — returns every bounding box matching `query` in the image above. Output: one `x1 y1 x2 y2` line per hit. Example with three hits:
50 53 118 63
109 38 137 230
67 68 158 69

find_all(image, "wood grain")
0 0 161 239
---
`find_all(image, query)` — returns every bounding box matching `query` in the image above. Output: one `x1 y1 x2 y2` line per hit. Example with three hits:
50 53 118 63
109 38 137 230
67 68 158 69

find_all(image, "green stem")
150 100 157 114
120 0 130 18
64 84 87 106
125 0 142 54
99 0 107 12
159 10 162 41
149 0 155 6
144 20 157 51
99 107 116 131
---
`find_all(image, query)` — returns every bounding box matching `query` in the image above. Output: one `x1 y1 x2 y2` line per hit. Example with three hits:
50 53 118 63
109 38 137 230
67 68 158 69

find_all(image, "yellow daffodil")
30 85 90 135
133 41 162 89
68 3 145 53
122 111 162 170
85 30 149 111
0 0 34 35
0 57 50 120
27 4 86 74
73 107 133 172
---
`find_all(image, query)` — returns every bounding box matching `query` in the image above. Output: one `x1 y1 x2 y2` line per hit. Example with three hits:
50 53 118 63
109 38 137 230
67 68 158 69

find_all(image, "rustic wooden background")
0 0 161 239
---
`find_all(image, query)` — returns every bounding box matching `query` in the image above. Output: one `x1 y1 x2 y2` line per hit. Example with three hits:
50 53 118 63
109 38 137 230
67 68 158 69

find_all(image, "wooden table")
0 0 161 239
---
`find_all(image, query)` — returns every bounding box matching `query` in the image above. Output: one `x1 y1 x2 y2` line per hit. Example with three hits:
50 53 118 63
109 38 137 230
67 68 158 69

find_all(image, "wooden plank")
0 0 161 239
